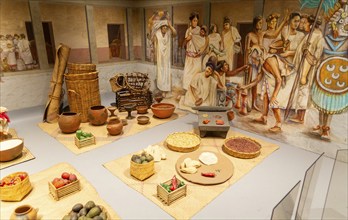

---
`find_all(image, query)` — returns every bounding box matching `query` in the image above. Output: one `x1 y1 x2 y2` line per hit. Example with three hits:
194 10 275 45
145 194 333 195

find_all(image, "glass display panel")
39 2 90 64
296 153 324 219
93 5 128 63
0 0 39 72
322 150 348 220
271 180 301 220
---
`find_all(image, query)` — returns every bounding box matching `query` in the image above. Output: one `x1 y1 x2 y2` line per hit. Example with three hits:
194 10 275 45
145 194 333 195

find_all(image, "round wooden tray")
175 151 234 185
165 132 201 153
223 136 261 159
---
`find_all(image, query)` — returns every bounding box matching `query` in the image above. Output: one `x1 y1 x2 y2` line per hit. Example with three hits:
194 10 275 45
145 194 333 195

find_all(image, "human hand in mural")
270 96 279 106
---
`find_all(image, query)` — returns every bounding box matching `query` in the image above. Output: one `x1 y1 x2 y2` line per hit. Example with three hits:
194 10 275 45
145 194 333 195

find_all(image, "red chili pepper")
201 172 215 177
171 175 178 190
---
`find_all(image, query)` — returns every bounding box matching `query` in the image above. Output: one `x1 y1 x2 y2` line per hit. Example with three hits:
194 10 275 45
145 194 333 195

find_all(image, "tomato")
0 180 5 187
61 172 70 180
53 179 65 189
18 173 27 181
69 173 77 182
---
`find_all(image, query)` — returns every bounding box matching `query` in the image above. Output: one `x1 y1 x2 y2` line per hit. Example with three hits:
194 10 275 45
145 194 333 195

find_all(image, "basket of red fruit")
157 175 186 205
48 172 80 200
0 172 32 201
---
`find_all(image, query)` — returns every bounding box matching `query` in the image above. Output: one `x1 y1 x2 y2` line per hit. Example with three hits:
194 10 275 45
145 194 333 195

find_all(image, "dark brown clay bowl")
137 116 150 125
0 138 24 162
150 103 175 119
136 105 148 114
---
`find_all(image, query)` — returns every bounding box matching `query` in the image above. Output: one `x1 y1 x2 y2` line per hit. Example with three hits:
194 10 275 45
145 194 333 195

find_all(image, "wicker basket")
65 72 101 122
74 136 96 148
130 160 155 181
165 132 201 153
67 63 96 74
223 136 261 159
157 179 187 205
0 172 32 201
48 179 81 200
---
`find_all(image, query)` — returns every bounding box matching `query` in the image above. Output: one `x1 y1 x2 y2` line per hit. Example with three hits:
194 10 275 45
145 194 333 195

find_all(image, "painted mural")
174 0 347 158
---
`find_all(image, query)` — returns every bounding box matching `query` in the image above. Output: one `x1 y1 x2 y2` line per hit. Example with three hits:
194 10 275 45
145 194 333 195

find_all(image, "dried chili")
201 172 215 177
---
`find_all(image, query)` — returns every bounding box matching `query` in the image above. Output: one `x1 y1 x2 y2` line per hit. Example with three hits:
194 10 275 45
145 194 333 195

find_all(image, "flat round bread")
199 152 218 165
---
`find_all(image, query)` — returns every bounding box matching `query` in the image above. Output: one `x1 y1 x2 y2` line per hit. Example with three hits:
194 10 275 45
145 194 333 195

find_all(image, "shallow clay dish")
137 116 150 125
0 138 24 162
151 103 175 119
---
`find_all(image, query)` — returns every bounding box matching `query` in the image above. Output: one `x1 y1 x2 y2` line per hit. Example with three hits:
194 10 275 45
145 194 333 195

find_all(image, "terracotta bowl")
136 105 148 114
137 116 150 125
0 138 24 162
151 103 175 119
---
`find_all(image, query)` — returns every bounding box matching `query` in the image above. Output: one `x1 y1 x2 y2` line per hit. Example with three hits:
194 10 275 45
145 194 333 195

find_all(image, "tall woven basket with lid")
65 64 101 122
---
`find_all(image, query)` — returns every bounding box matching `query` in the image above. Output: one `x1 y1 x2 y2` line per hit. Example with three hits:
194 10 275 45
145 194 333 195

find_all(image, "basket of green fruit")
62 200 109 220
74 130 96 148
130 151 155 181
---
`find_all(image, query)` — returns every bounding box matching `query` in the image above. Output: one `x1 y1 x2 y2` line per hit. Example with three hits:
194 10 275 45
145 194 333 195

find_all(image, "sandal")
310 125 322 136
269 126 281 133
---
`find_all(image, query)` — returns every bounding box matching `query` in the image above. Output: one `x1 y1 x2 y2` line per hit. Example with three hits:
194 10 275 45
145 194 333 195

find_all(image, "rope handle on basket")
67 89 82 114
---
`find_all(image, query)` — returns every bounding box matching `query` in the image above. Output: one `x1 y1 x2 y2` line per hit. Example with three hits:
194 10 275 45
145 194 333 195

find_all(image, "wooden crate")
0 172 32 201
157 179 187 205
74 135 96 148
130 160 154 181
48 179 81 200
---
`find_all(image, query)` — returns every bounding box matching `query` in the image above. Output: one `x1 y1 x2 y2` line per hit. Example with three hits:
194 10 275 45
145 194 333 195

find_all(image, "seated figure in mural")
149 11 177 98
179 57 224 112
182 12 209 91
310 0 348 140
244 12 289 112
215 60 249 106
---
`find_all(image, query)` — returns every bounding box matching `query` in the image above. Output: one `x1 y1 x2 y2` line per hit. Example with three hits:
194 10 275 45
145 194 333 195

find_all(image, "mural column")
86 5 98 64
28 1 49 69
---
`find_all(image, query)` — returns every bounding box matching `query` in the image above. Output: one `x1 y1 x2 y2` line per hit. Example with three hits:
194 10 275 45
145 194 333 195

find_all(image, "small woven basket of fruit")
62 200 109 220
0 172 32 201
74 130 96 148
157 175 186 205
130 151 155 181
48 172 80 200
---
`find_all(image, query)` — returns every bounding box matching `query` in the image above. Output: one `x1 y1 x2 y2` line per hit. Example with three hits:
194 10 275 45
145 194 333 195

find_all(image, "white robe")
222 26 241 70
18 38 33 65
155 29 171 92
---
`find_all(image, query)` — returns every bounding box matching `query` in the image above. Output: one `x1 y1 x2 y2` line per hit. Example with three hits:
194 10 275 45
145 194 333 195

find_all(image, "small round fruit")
69 173 77 182
18 173 28 181
61 172 70 180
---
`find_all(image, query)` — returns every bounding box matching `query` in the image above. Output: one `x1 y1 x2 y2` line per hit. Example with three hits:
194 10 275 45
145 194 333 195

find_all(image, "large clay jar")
107 117 123 136
88 105 108 126
58 112 81 133
10 205 38 220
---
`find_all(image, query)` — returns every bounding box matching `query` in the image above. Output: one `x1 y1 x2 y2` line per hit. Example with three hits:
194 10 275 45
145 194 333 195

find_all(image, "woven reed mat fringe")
103 129 279 220
0 163 120 220
0 129 35 170
38 109 187 155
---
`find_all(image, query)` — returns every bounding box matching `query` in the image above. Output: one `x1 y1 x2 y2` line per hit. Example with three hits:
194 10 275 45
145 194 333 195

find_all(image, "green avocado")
86 206 102 218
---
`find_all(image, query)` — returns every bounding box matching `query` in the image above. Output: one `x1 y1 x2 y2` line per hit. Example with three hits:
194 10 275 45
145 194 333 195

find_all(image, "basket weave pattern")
223 136 261 159
165 132 201 153
0 172 32 201
64 66 101 122
48 179 81 200
157 179 187 205
67 63 96 74
130 160 155 181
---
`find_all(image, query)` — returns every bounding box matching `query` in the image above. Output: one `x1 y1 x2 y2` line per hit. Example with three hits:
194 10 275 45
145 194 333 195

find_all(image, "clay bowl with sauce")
150 103 175 119
136 105 148 114
0 138 24 162
137 116 150 125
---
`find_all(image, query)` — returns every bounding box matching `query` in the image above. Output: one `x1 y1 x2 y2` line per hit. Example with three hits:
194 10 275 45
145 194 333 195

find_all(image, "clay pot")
151 103 175 119
0 138 24 162
137 116 150 125
136 105 148 114
107 117 123 135
10 205 38 220
58 112 81 133
88 105 108 126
